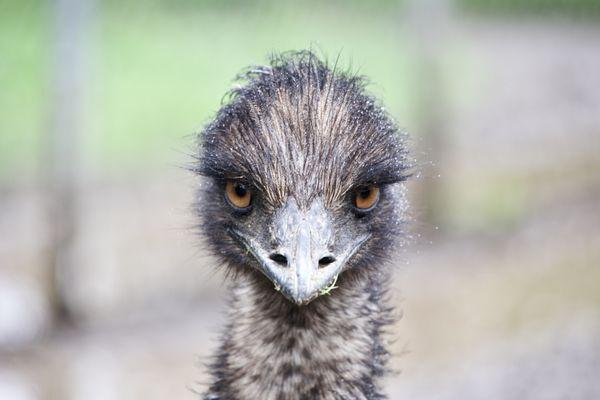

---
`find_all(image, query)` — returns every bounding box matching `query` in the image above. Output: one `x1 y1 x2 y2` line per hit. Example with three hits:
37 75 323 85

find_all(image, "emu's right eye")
225 180 252 210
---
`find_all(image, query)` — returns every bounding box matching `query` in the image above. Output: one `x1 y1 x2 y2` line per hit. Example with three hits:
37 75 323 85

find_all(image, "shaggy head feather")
195 51 411 400
196 51 410 302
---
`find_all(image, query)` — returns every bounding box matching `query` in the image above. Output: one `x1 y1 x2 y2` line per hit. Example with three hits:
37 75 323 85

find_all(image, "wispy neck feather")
204 272 393 400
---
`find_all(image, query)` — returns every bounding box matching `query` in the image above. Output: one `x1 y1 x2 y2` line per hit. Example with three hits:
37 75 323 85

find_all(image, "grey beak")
232 198 369 305
272 198 337 304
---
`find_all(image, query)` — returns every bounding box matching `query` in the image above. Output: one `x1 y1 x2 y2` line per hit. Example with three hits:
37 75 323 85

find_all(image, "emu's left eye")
226 180 252 210
353 185 380 211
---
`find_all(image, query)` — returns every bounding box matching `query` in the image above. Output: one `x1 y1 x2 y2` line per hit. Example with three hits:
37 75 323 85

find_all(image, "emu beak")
231 198 369 305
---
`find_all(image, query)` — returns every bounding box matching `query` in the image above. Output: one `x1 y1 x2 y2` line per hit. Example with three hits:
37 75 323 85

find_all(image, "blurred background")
1 0 599 398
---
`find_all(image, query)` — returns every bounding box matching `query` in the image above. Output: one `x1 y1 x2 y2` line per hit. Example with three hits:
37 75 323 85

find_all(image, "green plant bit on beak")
320 274 339 296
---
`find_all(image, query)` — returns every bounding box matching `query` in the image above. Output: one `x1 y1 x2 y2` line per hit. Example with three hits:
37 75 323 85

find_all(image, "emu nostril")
318 256 336 267
269 253 288 266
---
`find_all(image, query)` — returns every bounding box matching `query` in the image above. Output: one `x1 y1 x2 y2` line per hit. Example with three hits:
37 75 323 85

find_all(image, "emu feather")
196 51 410 400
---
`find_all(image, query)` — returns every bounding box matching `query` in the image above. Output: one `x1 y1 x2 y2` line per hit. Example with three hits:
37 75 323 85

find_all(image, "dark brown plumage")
195 51 411 400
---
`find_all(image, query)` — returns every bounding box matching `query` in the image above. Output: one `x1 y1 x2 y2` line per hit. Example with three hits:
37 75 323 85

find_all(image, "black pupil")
359 188 371 199
234 183 247 197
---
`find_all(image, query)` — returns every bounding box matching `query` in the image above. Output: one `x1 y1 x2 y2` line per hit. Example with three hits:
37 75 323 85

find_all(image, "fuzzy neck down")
203 272 393 400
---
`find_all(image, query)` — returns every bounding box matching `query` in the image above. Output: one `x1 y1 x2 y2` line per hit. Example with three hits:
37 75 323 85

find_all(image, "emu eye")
225 180 252 210
353 185 380 211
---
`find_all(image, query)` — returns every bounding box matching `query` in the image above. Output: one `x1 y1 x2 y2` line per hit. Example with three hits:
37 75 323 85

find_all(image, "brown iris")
226 180 252 209
353 185 380 211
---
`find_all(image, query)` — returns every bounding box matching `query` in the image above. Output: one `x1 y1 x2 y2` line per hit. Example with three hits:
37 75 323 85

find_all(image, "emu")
196 51 410 400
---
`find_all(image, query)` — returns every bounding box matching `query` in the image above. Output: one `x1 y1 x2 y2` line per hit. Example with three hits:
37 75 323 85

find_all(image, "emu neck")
205 273 392 400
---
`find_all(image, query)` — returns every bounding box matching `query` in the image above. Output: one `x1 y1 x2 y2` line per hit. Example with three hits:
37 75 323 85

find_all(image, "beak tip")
290 297 312 306
282 289 315 306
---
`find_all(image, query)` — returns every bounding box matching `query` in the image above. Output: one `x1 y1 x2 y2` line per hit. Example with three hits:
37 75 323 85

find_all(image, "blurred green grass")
461 0 600 19
0 0 419 180
0 1 50 179
4 0 592 175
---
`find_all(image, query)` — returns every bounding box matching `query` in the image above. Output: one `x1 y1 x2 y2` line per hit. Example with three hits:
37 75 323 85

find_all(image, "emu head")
197 52 410 305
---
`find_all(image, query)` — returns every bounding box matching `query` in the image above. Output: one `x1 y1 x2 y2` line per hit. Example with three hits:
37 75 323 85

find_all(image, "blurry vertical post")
47 0 94 323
